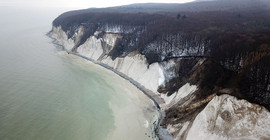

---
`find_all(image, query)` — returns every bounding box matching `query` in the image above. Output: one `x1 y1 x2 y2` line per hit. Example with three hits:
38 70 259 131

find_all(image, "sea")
0 6 157 140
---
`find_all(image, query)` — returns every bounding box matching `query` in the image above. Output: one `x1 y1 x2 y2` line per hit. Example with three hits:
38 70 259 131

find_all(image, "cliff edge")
49 0 270 139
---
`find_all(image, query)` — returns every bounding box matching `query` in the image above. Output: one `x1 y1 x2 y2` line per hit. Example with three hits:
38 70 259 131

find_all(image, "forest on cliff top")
52 0 270 110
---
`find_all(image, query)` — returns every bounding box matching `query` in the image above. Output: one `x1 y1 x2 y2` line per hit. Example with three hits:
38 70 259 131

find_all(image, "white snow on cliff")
158 67 165 86
103 33 121 47
100 24 139 34
160 59 178 84
186 94 270 140
101 24 123 33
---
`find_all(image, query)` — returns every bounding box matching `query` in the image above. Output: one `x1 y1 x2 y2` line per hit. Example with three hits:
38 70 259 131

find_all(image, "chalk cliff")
49 0 270 139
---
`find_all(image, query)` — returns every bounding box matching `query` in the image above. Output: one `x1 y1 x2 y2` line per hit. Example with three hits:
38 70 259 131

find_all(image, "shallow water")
0 6 157 140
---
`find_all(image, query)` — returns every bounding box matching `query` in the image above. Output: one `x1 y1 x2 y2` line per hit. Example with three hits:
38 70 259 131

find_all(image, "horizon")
0 0 196 9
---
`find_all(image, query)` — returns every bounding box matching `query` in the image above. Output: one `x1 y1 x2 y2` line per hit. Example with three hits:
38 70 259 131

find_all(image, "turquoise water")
0 6 156 140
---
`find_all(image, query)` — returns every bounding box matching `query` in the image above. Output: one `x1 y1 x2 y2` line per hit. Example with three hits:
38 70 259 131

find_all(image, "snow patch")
102 24 123 33
160 59 178 83
158 67 165 86
103 33 120 47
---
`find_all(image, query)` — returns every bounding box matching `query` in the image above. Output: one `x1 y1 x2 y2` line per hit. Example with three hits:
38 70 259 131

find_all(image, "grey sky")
1 0 195 8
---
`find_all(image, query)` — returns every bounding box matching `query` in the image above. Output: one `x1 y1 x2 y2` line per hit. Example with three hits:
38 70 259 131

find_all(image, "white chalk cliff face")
186 94 270 140
101 54 162 93
50 26 164 95
50 26 270 140
161 83 197 109
51 26 75 50
76 36 103 60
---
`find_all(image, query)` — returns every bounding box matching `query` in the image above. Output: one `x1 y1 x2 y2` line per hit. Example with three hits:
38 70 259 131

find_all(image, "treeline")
52 2 270 109
53 7 270 63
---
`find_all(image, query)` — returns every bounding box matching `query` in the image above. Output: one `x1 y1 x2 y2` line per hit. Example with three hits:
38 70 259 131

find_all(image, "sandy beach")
58 51 160 140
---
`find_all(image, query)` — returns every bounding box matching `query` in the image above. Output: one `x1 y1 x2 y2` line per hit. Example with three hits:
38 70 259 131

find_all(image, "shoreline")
47 33 165 140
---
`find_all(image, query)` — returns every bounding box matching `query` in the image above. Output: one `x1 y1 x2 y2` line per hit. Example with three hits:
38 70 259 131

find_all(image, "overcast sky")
0 0 196 8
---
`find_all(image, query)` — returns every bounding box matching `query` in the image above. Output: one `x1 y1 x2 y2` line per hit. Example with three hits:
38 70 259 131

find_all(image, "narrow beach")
48 33 164 139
